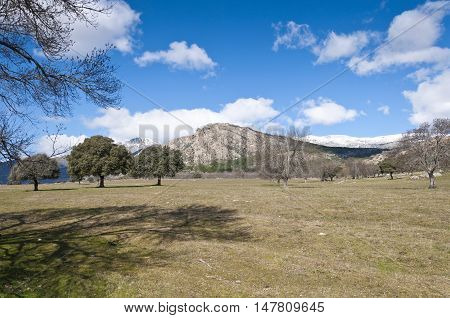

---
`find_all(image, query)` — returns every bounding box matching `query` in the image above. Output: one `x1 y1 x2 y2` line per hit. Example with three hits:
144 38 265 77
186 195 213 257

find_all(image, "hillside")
168 123 384 166
0 123 387 184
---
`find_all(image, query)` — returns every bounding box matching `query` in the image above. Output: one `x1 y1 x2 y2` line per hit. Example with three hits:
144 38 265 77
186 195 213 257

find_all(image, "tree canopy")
0 0 122 162
67 136 132 187
9 153 59 190
399 118 449 188
379 159 397 179
133 145 184 185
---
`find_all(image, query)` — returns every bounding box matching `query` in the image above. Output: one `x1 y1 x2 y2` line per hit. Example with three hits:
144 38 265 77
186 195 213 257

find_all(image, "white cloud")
134 41 217 74
349 1 450 75
36 134 86 156
70 0 140 55
315 31 376 63
403 69 450 124
272 21 316 51
299 98 360 125
220 98 278 123
377 105 390 115
85 98 278 143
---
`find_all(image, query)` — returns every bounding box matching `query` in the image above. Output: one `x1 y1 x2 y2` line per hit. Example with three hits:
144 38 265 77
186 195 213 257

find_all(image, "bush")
192 171 203 179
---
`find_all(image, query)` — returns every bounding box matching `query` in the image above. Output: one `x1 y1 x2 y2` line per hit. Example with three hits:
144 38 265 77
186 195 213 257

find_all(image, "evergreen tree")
67 136 132 188
379 159 397 180
133 145 184 185
9 154 59 191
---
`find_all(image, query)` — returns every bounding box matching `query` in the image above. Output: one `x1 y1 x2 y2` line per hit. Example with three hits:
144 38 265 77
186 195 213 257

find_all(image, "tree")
0 0 122 161
0 114 33 162
379 159 397 180
345 158 379 179
399 118 450 189
261 127 307 187
9 154 59 191
67 136 132 188
319 159 342 181
133 145 184 186
366 162 380 178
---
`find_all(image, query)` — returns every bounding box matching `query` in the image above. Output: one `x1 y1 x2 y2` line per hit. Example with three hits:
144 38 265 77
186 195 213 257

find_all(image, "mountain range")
0 123 398 184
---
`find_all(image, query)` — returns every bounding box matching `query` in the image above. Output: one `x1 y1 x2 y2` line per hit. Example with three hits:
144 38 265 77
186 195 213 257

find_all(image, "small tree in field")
133 145 184 186
399 118 449 188
319 159 342 181
261 127 307 187
67 136 132 188
9 154 59 191
379 159 397 179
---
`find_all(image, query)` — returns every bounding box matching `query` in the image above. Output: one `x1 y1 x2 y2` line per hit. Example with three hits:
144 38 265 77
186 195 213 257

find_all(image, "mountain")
168 123 385 165
119 137 155 155
305 134 402 149
0 123 393 184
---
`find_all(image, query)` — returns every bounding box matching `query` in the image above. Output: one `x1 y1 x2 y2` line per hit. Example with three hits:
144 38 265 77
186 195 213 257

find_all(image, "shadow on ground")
0 204 251 297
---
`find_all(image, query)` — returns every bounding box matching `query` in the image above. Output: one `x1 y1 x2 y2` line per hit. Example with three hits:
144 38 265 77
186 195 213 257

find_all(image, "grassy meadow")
0 175 449 297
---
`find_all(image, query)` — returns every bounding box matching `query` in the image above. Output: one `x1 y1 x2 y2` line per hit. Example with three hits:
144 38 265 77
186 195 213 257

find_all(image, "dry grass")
0 175 449 297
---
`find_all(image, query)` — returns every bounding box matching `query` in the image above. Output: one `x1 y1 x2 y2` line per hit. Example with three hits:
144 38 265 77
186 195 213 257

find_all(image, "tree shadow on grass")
28 183 165 191
25 188 78 192
0 204 251 297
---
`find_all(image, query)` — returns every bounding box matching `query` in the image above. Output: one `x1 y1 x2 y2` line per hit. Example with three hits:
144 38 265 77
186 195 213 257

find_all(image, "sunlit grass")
0 175 449 297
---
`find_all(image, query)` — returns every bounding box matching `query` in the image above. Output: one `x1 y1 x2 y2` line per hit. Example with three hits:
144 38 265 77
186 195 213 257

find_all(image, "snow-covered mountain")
120 137 155 154
305 134 402 149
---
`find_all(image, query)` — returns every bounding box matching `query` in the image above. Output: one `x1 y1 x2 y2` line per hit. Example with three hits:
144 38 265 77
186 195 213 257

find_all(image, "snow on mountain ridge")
305 134 402 149
120 137 155 154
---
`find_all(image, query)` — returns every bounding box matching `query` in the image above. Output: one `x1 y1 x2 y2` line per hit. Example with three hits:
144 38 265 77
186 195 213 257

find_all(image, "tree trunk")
389 172 393 180
33 178 38 191
330 176 334 181
282 178 288 187
99 175 105 188
428 172 436 189
157 176 161 186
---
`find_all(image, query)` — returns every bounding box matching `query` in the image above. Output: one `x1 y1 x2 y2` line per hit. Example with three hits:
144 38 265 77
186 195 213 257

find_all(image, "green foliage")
9 154 59 182
379 159 397 179
9 154 59 190
379 159 397 174
67 136 132 186
133 145 184 184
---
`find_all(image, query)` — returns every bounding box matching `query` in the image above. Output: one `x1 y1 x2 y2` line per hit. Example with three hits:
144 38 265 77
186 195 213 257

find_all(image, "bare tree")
318 158 342 181
0 113 33 162
399 118 450 189
0 0 122 161
261 127 308 187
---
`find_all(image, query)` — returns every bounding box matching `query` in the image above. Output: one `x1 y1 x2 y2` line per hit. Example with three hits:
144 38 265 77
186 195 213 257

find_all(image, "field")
0 175 449 297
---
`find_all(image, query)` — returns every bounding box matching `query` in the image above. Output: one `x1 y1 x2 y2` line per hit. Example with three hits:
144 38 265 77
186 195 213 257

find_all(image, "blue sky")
37 0 450 152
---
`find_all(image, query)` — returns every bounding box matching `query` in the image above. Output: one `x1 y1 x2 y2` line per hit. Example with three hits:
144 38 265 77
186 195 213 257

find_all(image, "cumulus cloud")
377 105 390 115
36 134 86 156
134 41 217 75
403 69 450 124
85 98 278 143
272 21 316 51
272 21 377 64
315 31 376 64
298 98 360 125
349 1 450 75
70 0 141 55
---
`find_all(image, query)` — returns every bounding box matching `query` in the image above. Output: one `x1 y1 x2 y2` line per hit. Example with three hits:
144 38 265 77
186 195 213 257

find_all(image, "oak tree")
9 154 59 191
67 136 132 187
133 145 184 186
